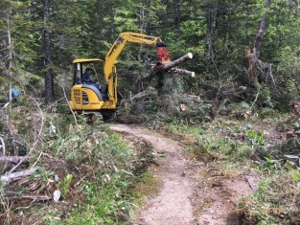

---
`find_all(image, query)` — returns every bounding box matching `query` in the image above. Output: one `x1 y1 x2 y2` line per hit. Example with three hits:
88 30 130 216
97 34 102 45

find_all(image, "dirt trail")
110 124 253 225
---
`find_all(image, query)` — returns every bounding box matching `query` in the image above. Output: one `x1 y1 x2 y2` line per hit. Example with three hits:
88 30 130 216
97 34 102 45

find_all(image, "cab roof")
72 58 104 64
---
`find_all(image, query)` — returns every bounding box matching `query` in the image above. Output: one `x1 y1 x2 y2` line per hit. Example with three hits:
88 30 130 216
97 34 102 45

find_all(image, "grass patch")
158 117 300 224
131 169 163 204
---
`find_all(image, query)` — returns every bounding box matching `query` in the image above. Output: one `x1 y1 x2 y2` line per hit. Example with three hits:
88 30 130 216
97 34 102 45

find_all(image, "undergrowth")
0 102 154 225
154 113 300 225
1 98 300 225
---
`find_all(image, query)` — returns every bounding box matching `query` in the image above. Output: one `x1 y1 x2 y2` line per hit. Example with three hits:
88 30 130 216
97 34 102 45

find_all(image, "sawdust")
110 124 253 225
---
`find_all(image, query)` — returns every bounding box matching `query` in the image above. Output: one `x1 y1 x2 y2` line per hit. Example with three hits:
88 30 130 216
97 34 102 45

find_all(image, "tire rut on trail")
110 124 253 225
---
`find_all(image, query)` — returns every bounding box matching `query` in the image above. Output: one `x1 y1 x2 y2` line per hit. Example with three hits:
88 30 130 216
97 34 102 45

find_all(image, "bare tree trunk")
246 0 272 89
173 0 181 42
206 3 217 35
6 10 13 76
135 0 151 62
6 11 13 102
253 0 271 52
43 0 54 102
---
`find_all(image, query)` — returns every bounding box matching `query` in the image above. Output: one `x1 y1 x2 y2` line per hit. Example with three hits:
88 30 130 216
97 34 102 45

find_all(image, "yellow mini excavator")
68 32 171 120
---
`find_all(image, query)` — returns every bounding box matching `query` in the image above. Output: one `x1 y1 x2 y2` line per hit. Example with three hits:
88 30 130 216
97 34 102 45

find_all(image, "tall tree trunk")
6 10 13 101
6 11 12 75
173 0 180 42
205 3 218 61
43 0 53 102
206 3 216 35
253 0 271 52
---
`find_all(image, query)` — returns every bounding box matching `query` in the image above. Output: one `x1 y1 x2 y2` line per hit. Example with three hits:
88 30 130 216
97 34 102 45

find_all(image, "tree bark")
159 53 193 72
6 10 13 102
253 0 271 52
173 0 181 42
43 0 54 102
246 0 272 89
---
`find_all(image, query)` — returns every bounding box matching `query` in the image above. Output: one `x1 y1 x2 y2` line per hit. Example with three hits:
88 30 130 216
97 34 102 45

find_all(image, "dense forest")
0 0 300 224
1 0 299 107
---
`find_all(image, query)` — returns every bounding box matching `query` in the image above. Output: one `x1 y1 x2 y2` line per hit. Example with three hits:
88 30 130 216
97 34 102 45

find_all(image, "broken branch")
5 192 51 201
1 167 38 183
0 136 5 155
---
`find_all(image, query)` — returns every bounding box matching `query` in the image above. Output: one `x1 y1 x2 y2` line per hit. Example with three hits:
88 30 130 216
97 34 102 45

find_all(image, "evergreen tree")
0 0 38 93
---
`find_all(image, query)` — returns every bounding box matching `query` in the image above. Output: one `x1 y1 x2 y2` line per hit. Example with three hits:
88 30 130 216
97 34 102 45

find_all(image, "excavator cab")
69 58 106 111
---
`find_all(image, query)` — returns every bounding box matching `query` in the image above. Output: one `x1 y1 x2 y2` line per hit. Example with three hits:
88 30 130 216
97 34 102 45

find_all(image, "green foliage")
247 130 265 147
166 123 206 136
291 171 300 184
239 173 300 224
60 174 73 198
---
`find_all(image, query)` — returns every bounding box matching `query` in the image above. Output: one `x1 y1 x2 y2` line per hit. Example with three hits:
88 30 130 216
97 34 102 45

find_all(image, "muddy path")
110 124 253 225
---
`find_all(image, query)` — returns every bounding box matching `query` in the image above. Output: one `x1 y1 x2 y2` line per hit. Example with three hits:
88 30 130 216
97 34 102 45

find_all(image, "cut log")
1 167 38 183
143 53 195 81
169 68 195 77
159 53 193 72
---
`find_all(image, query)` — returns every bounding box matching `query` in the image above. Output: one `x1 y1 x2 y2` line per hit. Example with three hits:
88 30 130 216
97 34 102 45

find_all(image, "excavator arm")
104 32 163 82
103 32 165 102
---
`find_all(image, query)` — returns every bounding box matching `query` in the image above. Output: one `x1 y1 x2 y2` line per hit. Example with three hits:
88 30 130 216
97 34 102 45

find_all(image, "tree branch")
1 167 38 183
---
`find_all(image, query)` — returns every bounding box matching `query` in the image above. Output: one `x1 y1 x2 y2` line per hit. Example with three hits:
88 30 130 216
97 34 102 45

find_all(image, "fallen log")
1 167 38 183
0 156 29 164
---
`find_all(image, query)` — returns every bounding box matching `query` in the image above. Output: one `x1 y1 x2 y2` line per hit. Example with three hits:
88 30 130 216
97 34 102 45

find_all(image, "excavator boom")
103 32 166 104
104 32 163 82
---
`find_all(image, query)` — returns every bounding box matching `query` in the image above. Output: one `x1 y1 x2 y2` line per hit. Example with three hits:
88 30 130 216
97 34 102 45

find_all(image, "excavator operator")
82 68 102 92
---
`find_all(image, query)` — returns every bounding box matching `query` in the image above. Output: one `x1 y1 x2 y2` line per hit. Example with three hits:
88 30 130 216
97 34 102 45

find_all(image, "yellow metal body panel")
72 58 103 64
69 85 105 111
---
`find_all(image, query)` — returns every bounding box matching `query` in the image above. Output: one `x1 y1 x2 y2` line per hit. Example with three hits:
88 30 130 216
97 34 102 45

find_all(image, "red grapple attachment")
156 42 171 65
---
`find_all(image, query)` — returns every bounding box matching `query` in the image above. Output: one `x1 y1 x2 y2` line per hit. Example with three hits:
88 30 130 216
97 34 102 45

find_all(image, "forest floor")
111 124 259 225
